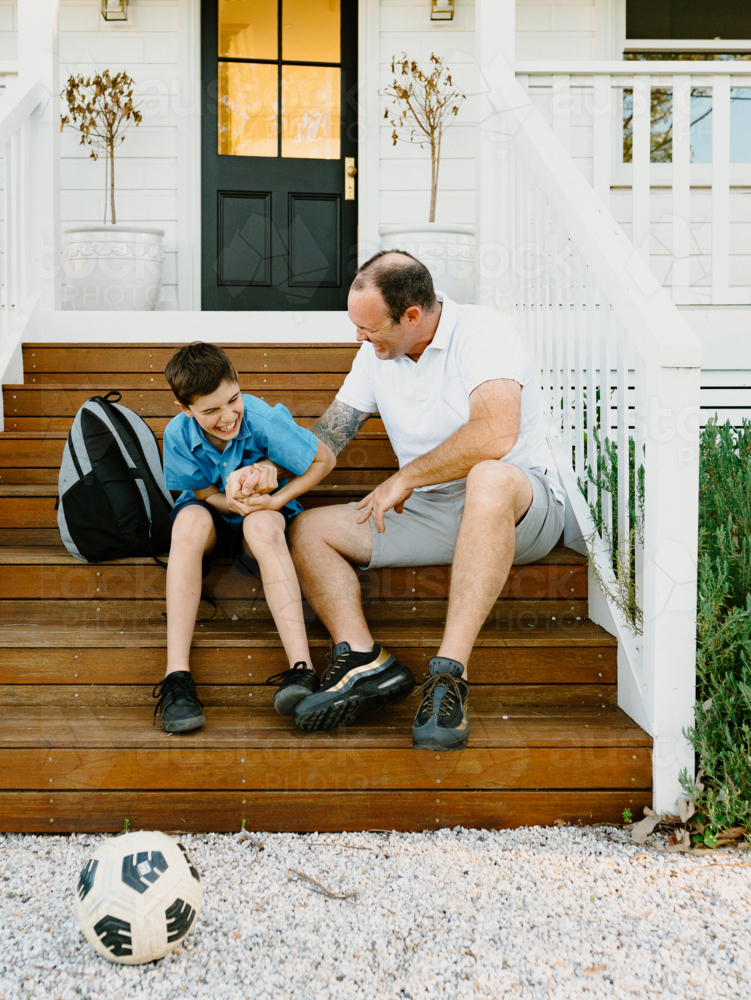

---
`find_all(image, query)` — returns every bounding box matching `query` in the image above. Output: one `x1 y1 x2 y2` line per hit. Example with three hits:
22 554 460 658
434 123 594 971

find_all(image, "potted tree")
380 54 474 303
60 71 165 311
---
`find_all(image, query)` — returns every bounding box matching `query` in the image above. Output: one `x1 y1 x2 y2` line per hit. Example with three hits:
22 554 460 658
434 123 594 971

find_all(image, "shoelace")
321 649 366 687
412 673 465 718
266 661 310 687
152 673 204 726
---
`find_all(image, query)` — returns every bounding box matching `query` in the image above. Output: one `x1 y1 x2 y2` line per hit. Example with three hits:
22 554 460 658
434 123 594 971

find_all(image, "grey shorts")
352 467 565 571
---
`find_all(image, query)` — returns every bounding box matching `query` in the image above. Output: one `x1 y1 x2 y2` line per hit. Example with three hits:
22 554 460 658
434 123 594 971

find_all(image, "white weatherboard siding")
516 0 596 62
378 0 477 232
58 0 180 310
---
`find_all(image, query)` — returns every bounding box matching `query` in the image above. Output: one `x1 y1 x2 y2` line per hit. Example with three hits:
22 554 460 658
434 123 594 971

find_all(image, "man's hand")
247 460 279 496
354 474 414 533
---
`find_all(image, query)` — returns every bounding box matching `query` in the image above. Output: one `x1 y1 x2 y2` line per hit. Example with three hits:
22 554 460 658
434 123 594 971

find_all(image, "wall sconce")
101 0 128 21
431 0 454 19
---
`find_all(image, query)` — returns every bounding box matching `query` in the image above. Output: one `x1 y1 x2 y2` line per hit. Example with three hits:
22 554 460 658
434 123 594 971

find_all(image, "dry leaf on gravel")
630 812 662 844
584 964 607 974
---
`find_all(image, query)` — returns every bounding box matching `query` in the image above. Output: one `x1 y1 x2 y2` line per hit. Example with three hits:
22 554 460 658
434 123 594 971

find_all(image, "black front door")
201 0 358 311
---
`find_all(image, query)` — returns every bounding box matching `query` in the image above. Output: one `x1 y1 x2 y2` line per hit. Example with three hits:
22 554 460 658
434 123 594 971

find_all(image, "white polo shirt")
336 292 564 503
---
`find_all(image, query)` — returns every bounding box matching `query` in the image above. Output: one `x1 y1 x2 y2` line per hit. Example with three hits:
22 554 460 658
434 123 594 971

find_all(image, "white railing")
490 58 702 813
0 77 43 405
517 60 751 305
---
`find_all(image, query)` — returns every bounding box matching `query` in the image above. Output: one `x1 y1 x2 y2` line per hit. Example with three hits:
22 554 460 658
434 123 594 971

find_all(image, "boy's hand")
226 462 279 503
235 493 282 515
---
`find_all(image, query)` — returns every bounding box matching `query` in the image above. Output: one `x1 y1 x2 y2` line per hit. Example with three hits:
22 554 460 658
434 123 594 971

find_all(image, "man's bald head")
351 250 438 324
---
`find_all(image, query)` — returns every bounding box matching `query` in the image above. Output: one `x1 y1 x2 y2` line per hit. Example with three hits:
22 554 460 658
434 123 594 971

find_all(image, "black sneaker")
293 642 415 732
152 671 206 733
412 657 469 751
266 661 319 716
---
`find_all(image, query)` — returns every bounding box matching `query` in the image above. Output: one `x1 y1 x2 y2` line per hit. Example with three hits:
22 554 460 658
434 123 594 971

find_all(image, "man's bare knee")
466 461 531 519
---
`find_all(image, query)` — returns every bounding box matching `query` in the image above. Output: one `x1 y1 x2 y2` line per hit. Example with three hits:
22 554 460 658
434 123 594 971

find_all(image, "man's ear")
404 305 421 326
174 399 193 418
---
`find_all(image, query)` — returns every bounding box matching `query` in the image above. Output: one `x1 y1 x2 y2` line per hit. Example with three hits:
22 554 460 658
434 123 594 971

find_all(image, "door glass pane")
218 62 278 157
218 0 277 60
282 65 340 159
282 0 340 63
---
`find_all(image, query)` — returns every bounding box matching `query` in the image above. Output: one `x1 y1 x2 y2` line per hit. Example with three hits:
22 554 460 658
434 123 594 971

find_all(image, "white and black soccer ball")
74 830 203 965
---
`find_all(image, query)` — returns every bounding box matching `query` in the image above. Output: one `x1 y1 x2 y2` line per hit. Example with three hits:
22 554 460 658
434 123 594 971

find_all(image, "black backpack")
57 391 174 564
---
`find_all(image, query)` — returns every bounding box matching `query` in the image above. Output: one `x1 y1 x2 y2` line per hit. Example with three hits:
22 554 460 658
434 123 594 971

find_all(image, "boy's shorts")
350 466 565 571
170 498 295 579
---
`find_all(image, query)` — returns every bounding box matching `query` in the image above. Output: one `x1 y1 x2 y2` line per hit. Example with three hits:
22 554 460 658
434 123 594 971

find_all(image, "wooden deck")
0 343 650 831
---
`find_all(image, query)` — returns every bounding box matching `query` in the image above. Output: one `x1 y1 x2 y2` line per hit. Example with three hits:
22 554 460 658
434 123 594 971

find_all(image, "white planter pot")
379 223 475 304
62 224 165 311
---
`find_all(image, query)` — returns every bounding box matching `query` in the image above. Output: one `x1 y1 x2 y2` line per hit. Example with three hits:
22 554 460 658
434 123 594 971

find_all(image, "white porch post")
641 362 701 813
475 0 514 311
18 0 61 311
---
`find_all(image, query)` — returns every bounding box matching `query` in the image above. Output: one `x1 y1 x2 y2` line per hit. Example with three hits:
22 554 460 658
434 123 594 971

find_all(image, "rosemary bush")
681 418 751 833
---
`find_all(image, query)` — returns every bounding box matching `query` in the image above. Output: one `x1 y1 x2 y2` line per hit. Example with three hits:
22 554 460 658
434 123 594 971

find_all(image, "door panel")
202 0 358 311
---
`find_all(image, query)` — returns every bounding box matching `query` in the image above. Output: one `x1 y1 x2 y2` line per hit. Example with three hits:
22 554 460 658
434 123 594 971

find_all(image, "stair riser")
0 598 590 624
0 647 617 684
3 388 340 418
0 683 617 709
0 564 588 601
0 790 652 833
20 345 359 373
0 747 650 791
0 438 398 471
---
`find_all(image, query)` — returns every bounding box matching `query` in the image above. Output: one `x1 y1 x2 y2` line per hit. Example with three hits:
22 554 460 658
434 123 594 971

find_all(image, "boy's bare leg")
165 506 217 677
242 510 311 667
287 504 374 652
437 461 533 676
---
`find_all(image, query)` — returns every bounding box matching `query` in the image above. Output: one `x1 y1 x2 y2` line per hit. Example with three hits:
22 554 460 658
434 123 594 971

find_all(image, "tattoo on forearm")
311 400 371 456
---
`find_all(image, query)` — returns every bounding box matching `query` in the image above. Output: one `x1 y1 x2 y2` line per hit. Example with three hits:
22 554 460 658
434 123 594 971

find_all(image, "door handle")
345 157 356 201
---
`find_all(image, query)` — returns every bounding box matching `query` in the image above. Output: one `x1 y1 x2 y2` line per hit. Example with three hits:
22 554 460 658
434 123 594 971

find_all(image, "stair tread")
0 484 379 498
0 704 650 748
0 618 617 647
0 543 586 566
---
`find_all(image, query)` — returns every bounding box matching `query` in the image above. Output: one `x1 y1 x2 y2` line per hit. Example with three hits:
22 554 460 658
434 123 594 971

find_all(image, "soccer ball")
74 830 203 965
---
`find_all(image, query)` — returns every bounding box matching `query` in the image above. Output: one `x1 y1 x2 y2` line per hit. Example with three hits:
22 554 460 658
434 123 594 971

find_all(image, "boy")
153 342 335 733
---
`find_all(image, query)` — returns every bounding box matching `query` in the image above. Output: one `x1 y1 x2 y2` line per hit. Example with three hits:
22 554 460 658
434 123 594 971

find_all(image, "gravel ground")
1 825 750 1000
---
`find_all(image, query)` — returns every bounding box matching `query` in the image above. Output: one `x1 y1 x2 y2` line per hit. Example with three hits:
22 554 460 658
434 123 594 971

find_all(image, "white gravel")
1 825 750 1000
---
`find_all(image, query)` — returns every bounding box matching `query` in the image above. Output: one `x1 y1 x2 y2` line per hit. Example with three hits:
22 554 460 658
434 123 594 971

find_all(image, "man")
240 250 566 750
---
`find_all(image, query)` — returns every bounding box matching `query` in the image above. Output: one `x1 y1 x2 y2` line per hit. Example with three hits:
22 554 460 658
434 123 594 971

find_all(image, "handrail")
491 57 702 367
491 54 701 812
517 60 751 74
0 79 41 149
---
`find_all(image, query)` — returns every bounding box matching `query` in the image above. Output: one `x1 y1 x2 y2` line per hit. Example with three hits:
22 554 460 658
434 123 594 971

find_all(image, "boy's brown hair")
164 342 238 405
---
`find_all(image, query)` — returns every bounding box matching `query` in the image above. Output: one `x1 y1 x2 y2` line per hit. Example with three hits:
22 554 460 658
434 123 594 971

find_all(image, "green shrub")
681 418 751 833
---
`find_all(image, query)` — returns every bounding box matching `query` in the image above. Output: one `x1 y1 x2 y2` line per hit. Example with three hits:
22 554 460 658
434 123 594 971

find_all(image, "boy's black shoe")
293 642 415 732
152 671 206 733
266 661 319 716
412 657 469 751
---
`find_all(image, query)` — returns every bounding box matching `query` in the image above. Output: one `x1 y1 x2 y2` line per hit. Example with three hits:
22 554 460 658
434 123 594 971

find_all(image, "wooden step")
0 702 650 832
0 790 651 834
0 616 617 709
21 343 359 373
4 386 340 418
0 545 587 601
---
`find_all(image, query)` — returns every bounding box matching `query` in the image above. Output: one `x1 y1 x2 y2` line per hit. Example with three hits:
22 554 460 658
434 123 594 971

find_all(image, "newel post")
641 359 702 814
475 0 514 312
18 0 61 311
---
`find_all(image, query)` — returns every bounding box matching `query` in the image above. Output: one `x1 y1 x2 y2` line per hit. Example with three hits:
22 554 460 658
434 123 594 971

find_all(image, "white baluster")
632 74 651 263
552 74 571 154
599 290 613 545
592 74 612 208
711 73 731 304
616 320 630 578
671 75 692 304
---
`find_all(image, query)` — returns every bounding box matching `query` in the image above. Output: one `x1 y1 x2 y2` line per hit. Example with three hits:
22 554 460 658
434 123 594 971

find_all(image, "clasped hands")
225 462 280 516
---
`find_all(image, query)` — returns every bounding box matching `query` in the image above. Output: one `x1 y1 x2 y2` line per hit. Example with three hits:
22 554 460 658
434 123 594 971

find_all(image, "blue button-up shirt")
163 394 319 526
